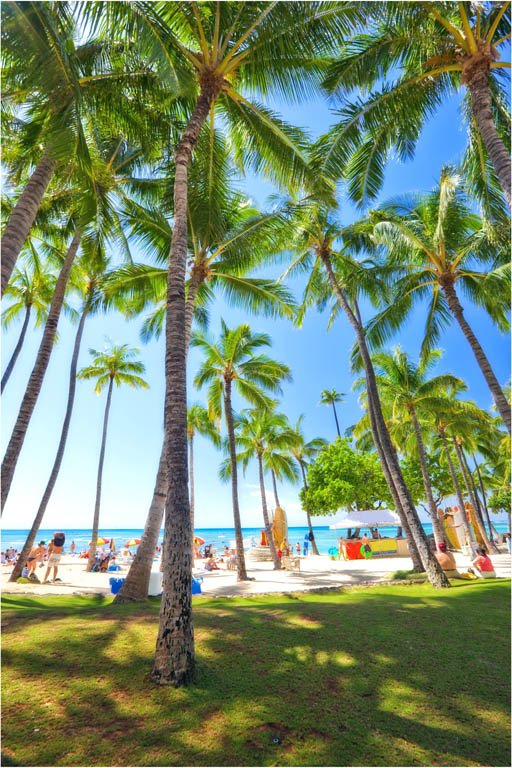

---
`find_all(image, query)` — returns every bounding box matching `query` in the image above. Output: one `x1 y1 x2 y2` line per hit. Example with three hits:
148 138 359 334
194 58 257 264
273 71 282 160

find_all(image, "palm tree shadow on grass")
2 583 510 767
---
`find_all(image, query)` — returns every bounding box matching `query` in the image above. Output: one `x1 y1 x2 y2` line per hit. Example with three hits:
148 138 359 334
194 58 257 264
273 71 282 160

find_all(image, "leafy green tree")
304 438 392 516
1 260 56 391
192 322 291 583
320 2 511 206
319 388 345 437
358 169 510 432
78 343 148 571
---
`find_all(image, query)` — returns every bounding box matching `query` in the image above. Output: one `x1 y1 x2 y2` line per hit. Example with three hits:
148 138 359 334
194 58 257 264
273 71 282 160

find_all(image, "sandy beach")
2 550 510 598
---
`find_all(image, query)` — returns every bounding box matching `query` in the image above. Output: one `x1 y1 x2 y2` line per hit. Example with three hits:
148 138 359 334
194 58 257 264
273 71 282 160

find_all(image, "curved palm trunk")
120 280 201 605
441 281 510 434
466 66 511 207
224 380 249 581
1 150 57 296
321 254 449 587
453 438 495 553
298 459 320 556
271 469 281 508
1 304 32 393
86 377 114 572
332 403 341 437
258 454 280 569
113 448 167 602
1 228 82 512
9 306 89 582
439 430 473 549
366 394 423 572
410 407 445 547
472 453 498 541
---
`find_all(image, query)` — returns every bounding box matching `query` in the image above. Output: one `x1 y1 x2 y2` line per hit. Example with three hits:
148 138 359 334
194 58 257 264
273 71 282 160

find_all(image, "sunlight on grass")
2 581 510 767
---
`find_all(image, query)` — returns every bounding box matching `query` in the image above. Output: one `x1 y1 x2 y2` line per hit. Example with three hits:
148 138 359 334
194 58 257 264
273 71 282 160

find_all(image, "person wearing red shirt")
471 547 496 579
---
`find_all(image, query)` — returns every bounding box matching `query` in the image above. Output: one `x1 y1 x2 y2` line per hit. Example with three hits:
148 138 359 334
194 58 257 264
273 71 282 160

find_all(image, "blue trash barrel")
109 577 125 595
191 577 203 595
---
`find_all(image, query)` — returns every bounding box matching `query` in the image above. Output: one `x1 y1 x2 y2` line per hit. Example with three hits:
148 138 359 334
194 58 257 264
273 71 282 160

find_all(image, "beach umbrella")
125 538 141 547
193 536 205 546
89 537 110 546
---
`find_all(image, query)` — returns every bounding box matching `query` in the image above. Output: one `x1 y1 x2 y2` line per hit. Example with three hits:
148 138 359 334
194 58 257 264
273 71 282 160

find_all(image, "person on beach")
361 533 372 555
296 542 301 555
27 542 45 578
70 541 76 554
43 532 65 584
204 554 219 571
471 547 496 579
338 536 346 561
435 542 460 578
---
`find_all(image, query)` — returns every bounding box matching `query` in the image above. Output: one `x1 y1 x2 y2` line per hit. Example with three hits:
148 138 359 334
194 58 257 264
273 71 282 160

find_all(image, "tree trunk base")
112 591 148 604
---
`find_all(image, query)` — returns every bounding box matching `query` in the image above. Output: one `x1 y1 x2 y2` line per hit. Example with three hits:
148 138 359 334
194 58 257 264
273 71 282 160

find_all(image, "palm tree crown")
78 343 149 393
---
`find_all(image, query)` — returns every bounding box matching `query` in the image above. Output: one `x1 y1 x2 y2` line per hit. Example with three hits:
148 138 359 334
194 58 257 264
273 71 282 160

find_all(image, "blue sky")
2 90 510 530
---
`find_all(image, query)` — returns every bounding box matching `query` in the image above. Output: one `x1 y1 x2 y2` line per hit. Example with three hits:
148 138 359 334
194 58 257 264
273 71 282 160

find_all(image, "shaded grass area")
2 581 510 767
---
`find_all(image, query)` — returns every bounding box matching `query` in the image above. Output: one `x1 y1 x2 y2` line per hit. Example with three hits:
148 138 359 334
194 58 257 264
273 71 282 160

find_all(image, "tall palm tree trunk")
224 380 249 581
1 227 82 512
271 469 281 508
439 430 473 549
9 306 89 582
366 393 423 572
298 459 320 556
472 453 498 540
119 284 200 607
466 66 511 206
1 150 56 296
1 304 32 392
257 453 280 569
153 60 219 672
321 254 449 587
120 281 201 605
332 403 341 437
113 448 167 603
410 407 445 547
86 377 114 572
453 438 495 553
441 280 510 433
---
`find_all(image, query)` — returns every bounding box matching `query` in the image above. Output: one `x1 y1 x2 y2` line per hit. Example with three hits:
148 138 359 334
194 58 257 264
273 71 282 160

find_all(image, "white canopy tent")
329 509 401 529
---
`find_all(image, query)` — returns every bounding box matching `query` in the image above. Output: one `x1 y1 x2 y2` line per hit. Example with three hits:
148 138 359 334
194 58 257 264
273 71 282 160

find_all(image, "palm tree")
1 1 170 293
281 203 448 586
187 405 221 547
1 130 161 513
1 260 56 392
319 388 345 438
9 250 111 583
78 343 148 571
288 416 327 556
87 0 366 686
358 169 511 433
369 347 465 547
225 408 292 569
192 322 292 583
320 2 511 205
110 155 296 604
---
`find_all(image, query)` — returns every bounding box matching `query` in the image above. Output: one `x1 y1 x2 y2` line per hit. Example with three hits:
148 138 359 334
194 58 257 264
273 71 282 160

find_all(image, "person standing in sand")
43 532 65 584
26 542 45 578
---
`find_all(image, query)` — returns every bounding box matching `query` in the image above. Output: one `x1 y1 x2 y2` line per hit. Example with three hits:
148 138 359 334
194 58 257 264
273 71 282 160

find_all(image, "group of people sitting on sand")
435 541 496 579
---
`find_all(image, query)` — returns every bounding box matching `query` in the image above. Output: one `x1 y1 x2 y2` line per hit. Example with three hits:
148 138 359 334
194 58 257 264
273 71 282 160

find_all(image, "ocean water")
2 522 509 555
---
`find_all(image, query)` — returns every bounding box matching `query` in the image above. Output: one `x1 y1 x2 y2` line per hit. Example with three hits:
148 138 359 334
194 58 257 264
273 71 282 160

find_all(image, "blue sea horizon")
2 521 509 555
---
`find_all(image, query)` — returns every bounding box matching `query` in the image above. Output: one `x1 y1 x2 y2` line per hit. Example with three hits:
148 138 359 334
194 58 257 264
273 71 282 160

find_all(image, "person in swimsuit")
471 547 496 579
27 542 45 578
44 532 65 584
435 542 460 578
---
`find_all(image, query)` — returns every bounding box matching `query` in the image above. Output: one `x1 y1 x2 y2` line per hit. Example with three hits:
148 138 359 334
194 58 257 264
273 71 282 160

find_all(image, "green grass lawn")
2 580 510 767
